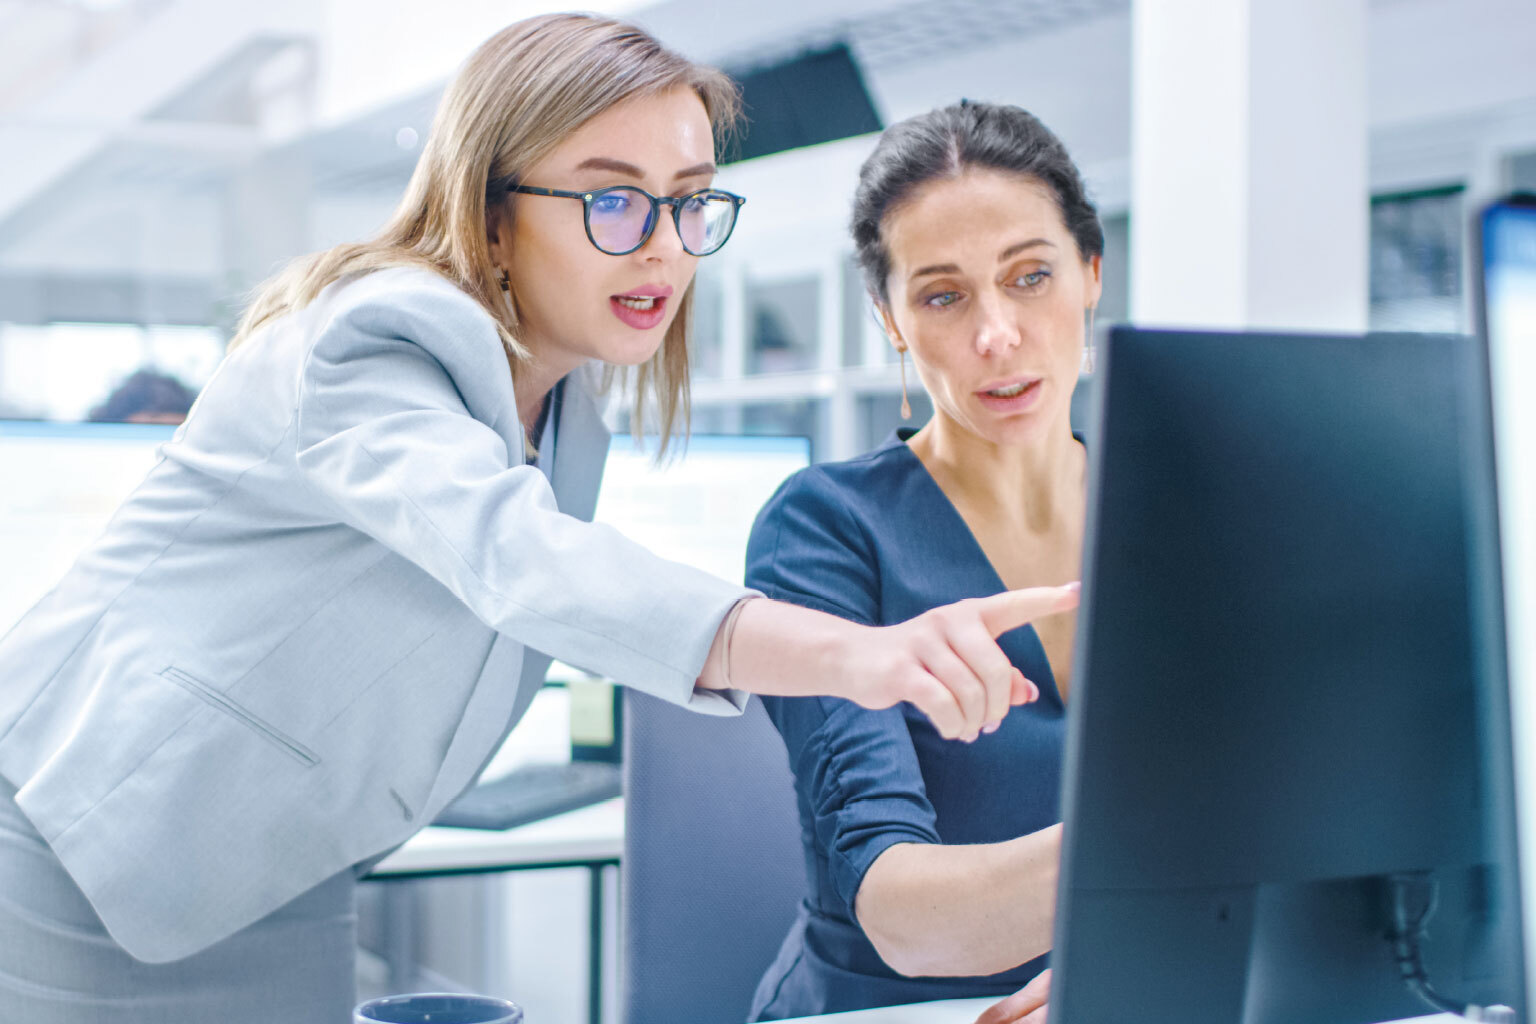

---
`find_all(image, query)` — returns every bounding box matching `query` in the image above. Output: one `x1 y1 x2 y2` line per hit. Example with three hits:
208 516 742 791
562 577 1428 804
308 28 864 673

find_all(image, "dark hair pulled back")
851 101 1103 304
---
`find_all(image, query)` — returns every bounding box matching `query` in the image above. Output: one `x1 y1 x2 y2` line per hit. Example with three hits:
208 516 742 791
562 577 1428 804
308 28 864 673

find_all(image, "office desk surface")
367 797 623 878
366 812 1470 1024
765 999 1465 1024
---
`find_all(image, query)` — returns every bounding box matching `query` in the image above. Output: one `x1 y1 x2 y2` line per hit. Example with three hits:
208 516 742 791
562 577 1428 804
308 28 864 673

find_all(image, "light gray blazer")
0 267 751 964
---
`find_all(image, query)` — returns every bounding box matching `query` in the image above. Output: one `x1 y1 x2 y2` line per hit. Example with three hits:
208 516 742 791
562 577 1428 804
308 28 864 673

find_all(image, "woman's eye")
924 291 961 308
593 194 630 214
1013 270 1050 289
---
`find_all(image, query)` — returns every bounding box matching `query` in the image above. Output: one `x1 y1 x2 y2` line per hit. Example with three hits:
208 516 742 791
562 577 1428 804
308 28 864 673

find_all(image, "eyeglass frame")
507 184 746 257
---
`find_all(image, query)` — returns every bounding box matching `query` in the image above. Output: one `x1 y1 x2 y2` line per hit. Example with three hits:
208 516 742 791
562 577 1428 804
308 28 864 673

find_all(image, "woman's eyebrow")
998 238 1056 262
571 157 718 180
910 262 960 281
909 239 1059 281
573 156 645 177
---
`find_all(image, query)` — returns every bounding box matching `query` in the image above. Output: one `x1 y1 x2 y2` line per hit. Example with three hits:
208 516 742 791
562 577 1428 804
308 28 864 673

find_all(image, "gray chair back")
621 691 805 1024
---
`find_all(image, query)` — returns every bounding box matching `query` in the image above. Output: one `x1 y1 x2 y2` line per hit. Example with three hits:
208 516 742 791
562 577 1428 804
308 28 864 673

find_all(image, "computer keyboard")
432 761 622 830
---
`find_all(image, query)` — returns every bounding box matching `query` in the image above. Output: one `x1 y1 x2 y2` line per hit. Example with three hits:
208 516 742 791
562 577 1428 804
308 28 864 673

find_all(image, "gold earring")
1082 305 1098 375
898 347 913 421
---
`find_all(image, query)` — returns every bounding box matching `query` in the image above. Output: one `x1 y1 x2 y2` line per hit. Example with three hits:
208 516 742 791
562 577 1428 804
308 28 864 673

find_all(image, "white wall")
868 12 1132 169
316 0 648 126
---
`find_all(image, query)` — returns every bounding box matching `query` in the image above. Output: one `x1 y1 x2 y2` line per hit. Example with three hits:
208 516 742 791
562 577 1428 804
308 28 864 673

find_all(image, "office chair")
621 691 805 1024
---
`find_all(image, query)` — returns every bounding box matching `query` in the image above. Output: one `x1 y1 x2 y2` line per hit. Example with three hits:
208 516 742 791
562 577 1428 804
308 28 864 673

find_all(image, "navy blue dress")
745 430 1068 1022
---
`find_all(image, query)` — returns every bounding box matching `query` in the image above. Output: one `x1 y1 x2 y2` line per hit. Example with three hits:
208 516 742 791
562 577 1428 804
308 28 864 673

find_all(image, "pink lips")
974 377 1043 413
610 284 673 330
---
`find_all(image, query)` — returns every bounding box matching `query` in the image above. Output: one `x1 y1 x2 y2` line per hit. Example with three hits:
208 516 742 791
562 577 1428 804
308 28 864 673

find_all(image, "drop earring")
498 268 511 292
898 347 913 421
1082 305 1098 375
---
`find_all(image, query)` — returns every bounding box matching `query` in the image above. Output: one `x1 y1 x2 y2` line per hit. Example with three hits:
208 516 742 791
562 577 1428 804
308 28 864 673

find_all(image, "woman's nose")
642 209 687 262
974 295 1021 356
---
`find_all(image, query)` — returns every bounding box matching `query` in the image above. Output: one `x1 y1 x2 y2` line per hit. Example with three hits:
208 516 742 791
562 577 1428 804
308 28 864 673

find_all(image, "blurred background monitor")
0 419 175 634
592 432 812 585
448 431 812 830
549 432 811 760
546 432 811 759
1474 193 1536 1015
1052 327 1523 1024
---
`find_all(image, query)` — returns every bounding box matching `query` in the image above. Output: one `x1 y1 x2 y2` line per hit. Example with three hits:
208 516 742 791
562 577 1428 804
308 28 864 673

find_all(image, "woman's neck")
907 411 1084 536
510 342 583 437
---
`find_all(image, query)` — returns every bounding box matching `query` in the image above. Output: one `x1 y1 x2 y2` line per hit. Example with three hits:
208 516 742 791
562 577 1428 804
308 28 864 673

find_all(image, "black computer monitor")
1051 326 1524 1024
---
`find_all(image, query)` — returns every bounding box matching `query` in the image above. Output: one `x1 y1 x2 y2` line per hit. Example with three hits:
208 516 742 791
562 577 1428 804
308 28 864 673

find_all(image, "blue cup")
354 993 523 1024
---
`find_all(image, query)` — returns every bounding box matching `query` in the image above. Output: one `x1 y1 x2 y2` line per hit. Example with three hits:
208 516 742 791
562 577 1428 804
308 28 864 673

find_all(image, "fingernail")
982 721 1000 735
1064 581 1081 593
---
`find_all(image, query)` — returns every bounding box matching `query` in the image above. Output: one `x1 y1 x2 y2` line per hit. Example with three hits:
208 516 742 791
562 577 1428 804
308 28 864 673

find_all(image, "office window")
857 391 933 452
842 255 872 368
742 398 823 446
688 267 725 379
688 400 826 459
686 405 733 435
0 322 221 422
1369 186 1465 333
747 276 819 375
1510 150 1536 193
1098 213 1130 325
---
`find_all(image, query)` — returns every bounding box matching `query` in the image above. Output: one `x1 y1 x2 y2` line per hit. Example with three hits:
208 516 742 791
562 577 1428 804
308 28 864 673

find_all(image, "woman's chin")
595 326 673 366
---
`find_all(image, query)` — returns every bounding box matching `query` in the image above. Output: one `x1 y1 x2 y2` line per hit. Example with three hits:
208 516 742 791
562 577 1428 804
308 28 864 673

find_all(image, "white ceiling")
0 0 1533 286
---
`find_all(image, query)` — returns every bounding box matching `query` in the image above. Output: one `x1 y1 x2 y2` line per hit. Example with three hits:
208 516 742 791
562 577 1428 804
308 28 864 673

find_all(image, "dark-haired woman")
747 101 1101 1024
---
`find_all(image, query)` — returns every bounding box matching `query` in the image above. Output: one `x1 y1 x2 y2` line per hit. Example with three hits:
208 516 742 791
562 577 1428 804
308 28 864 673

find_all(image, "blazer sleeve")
293 280 751 714
747 469 942 917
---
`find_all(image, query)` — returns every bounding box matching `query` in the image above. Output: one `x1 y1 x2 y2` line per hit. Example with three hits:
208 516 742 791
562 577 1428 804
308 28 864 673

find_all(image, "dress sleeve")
293 280 752 713
747 469 941 916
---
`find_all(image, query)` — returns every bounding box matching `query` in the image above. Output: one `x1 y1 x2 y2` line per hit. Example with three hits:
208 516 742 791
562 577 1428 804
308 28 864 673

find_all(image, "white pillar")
1129 0 1369 333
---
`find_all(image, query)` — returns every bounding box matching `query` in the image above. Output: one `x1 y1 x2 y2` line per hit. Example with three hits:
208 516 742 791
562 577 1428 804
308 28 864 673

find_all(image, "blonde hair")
230 13 739 449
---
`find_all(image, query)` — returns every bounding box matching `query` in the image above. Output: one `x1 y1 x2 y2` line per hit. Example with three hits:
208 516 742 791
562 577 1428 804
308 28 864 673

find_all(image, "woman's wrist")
703 598 866 699
717 595 756 691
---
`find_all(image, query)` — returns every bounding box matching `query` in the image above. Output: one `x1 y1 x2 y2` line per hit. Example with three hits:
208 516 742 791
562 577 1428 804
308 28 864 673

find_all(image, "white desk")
772 999 995 1023
363 798 624 1024
366 811 1469 1024
765 1000 1464 1024
368 797 623 878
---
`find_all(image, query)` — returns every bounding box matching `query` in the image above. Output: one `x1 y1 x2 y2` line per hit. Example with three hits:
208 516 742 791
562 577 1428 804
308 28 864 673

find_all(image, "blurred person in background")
87 367 198 425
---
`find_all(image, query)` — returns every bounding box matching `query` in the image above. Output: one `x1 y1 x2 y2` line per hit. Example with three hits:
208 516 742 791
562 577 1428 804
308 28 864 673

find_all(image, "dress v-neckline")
885 428 1071 707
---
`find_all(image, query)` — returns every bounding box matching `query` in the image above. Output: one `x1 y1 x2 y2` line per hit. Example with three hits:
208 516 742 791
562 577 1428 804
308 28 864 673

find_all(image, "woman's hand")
843 584 1079 741
706 582 1079 741
975 968 1051 1024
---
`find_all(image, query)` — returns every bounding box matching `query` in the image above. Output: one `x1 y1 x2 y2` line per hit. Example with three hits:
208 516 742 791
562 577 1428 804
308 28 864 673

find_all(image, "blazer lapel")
501 366 610 708
449 368 615 803
547 368 610 524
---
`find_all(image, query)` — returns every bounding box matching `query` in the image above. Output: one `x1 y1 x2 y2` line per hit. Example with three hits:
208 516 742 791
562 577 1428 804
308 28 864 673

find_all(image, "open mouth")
985 381 1032 398
978 378 1041 398
609 292 669 329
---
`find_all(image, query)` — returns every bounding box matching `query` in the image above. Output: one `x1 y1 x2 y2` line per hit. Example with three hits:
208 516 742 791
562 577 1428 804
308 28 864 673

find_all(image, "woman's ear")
875 297 906 354
1086 253 1103 309
486 198 513 266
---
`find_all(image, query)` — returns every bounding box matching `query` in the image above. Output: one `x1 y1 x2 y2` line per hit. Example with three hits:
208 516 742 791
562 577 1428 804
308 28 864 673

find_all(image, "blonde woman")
0 15 1076 1023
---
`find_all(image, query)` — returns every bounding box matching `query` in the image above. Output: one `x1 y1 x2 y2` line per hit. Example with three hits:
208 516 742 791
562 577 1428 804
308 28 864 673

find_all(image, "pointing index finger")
977 582 1080 638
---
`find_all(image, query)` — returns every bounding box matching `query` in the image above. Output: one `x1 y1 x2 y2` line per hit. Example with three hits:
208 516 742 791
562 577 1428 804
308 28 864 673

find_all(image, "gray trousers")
0 778 358 1023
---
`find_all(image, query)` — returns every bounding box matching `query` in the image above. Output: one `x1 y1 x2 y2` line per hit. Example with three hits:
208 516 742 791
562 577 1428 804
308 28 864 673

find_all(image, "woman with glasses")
0 15 1076 1024
746 102 1102 1024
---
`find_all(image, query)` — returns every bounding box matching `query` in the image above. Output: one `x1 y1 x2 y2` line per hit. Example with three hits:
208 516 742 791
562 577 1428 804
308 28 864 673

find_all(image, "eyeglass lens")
587 189 737 256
